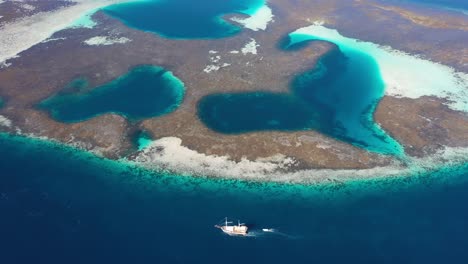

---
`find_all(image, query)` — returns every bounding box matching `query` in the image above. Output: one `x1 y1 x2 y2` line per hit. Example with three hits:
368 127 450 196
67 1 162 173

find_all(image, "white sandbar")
291 24 468 112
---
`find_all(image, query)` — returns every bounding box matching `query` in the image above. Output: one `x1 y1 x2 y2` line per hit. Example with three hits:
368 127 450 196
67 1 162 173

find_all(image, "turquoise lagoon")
198 35 403 155
38 65 185 122
103 0 265 39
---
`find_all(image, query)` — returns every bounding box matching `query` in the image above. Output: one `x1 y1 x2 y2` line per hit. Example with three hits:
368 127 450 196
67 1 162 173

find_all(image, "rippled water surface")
1 134 468 263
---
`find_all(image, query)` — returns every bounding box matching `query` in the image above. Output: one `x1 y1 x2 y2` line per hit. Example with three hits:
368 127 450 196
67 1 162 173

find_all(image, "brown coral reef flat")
0 0 467 180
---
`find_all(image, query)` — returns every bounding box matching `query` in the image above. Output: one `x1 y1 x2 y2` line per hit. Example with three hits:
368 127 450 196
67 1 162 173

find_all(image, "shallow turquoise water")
1 133 467 263
103 0 265 39
131 130 154 150
199 39 403 155
38 65 185 122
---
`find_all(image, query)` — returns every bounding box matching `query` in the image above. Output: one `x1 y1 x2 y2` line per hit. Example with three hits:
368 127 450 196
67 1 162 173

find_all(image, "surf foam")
131 137 468 184
290 24 468 112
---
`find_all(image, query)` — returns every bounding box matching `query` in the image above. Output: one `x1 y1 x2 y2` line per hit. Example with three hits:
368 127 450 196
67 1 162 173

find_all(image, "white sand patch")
231 5 274 31
0 115 12 128
0 59 14 69
0 0 137 66
132 137 297 181
84 36 131 46
203 65 220 73
204 53 231 73
241 38 259 55
291 24 468 112
131 137 468 183
41 37 67 43
19 3 35 11
211 55 221 63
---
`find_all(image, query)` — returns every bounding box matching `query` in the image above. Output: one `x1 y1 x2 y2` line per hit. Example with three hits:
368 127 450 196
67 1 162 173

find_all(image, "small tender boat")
215 217 248 236
262 228 274 232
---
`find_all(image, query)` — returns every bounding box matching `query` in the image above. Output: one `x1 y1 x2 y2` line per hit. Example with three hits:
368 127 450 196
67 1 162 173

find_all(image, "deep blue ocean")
1 134 468 264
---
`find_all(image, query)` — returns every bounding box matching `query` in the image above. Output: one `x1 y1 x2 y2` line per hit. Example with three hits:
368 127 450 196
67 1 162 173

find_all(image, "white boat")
262 228 274 232
215 217 248 236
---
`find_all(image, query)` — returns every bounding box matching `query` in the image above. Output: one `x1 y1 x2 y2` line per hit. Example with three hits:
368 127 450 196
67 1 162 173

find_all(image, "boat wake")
246 228 301 239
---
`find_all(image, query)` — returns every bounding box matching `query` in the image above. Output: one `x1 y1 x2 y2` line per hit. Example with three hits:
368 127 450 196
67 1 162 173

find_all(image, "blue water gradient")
103 0 265 39
0 133 468 263
199 41 402 155
38 65 185 123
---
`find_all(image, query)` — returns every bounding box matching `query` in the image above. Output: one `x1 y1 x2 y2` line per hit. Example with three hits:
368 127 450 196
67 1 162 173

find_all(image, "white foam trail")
131 137 468 184
0 0 137 65
291 24 468 112
231 5 274 31
262 229 300 239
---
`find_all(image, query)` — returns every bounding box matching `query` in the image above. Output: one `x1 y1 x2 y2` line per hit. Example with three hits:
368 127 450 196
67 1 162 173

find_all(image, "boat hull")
215 225 248 236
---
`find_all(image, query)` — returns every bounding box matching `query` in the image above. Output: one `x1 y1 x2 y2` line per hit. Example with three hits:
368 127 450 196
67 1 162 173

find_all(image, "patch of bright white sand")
291 24 468 112
241 38 259 55
131 137 468 183
0 115 12 128
231 5 274 31
84 36 131 46
203 63 230 73
203 53 231 73
41 37 67 44
203 65 220 73
0 0 137 65
19 3 36 12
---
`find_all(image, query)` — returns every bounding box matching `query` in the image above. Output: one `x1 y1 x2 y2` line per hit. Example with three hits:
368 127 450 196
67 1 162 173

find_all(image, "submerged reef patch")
38 65 185 123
